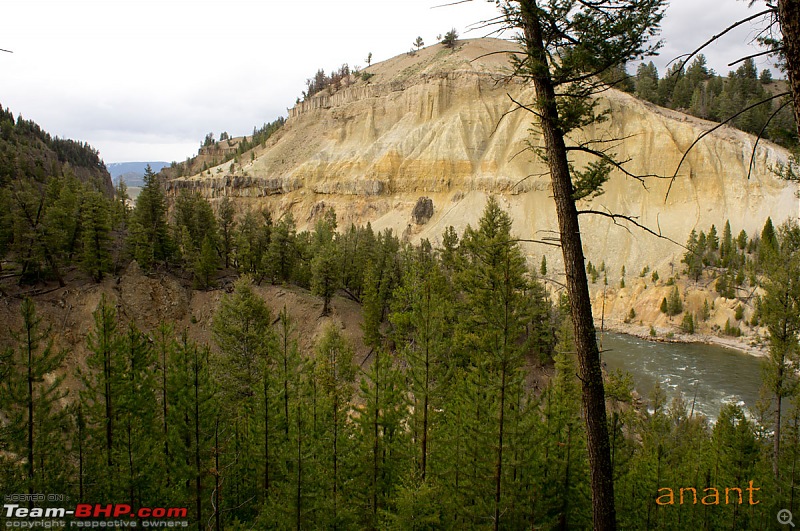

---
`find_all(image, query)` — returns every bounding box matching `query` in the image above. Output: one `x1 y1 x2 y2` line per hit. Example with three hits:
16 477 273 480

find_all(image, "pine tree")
721 220 733 266
128 164 172 270
311 242 340 316
167 331 217 530
539 317 591 528
3 298 68 497
42 173 82 280
389 245 454 480
493 2 668 524
80 189 112 281
218 196 236 268
9 176 62 284
760 222 800 478
235 210 271 280
635 61 660 103
353 347 408 527
172 191 217 276
314 325 357 528
111 178 130 231
0 188 13 269
456 197 541 528
117 322 159 506
212 275 277 513
267 213 297 283
194 236 218 288
152 322 176 492
683 229 704 282
667 286 684 316
360 229 401 348
761 217 780 264
80 294 123 498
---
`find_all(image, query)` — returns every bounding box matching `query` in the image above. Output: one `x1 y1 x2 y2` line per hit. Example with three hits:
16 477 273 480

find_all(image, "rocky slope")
165 38 798 328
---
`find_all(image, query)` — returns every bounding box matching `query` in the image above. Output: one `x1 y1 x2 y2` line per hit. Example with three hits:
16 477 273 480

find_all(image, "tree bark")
519 3 617 529
778 0 800 137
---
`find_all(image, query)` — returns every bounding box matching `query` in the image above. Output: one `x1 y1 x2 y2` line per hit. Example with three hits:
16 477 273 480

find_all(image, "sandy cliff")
165 38 798 303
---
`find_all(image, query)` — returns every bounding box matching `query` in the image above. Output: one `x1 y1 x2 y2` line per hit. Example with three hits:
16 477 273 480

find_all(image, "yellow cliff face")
165 38 798 288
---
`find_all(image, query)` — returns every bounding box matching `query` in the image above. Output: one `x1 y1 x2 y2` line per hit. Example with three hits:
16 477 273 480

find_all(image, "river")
599 333 765 422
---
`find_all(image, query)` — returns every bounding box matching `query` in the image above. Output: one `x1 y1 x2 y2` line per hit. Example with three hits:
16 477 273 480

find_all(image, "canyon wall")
165 38 798 286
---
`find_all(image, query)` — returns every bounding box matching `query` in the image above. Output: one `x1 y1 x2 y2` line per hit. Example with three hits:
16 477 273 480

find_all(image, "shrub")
667 286 683 316
681 313 695 334
442 28 458 48
700 299 711 321
723 319 742 337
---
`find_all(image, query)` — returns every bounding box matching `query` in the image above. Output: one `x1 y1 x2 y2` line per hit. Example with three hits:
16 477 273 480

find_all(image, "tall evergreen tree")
80 295 123 499
267 213 297 284
218 196 236 269
212 275 277 515
235 210 271 280
761 222 800 478
456 197 541 529
311 210 340 316
128 164 172 269
353 347 408 527
166 331 217 530
3 298 68 498
116 322 159 506
390 244 454 481
492 2 667 527
80 189 112 281
313 325 357 528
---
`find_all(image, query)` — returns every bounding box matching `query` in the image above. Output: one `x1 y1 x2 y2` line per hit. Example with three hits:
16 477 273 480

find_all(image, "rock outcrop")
166 38 798 286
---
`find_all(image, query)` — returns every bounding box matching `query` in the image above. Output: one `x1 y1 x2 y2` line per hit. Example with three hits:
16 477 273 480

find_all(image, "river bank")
600 332 765 421
596 318 769 358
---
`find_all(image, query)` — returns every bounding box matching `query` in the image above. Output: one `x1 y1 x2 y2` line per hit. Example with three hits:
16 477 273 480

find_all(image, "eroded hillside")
165 38 798 329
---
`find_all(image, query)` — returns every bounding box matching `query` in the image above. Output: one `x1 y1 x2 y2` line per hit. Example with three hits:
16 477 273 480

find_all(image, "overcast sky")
1 0 778 164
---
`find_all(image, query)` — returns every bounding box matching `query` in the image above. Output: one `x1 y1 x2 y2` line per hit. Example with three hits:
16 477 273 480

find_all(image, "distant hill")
0 104 112 195
108 161 169 187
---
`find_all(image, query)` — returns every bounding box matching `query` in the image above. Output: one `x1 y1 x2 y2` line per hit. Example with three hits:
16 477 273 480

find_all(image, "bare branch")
488 99 528 137
668 8 775 74
665 91 789 201
509 238 563 248
507 93 543 119
728 46 784 67
577 209 686 250
746 99 793 180
0 48 12 54
431 0 473 8
565 145 670 187
469 49 524 63
511 170 551 191
508 146 533 163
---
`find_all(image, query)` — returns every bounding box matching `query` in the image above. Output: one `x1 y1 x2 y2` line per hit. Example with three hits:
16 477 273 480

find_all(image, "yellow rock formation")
166 38 798 292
